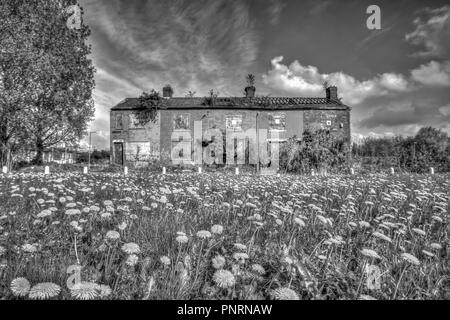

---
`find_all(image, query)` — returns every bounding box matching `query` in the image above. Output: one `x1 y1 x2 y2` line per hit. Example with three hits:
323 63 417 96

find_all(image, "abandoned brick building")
110 85 351 167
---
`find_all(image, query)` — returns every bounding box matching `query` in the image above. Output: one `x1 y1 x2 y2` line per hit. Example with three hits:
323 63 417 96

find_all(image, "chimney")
245 86 256 98
326 86 338 100
163 85 173 98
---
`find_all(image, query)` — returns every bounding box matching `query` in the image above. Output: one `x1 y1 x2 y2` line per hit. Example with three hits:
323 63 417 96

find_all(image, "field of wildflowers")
0 170 449 300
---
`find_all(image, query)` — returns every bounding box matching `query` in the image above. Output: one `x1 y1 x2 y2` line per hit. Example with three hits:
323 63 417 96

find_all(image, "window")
326 120 332 126
339 122 344 129
269 113 286 131
173 114 190 130
115 114 123 130
126 142 151 162
129 114 144 129
226 115 243 131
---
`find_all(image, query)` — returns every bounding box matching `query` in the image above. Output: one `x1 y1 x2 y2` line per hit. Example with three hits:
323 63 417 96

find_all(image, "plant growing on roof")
132 90 165 127
246 74 255 87
202 89 219 107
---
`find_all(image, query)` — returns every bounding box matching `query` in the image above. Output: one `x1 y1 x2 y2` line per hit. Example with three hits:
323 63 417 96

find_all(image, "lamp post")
88 131 97 171
256 112 260 173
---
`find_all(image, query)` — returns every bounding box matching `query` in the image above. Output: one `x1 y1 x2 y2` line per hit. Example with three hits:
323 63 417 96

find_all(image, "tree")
0 0 95 165
132 90 165 127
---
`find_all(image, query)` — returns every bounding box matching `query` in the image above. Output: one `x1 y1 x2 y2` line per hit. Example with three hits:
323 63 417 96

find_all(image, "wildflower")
106 230 120 241
316 215 328 225
98 284 112 298
196 230 212 239
294 218 306 227
412 228 426 236
401 253 420 266
0 246 5 256
160 256 171 266
29 282 61 299
233 252 249 263
22 244 38 253
65 209 81 216
251 264 266 275
422 250 435 258
176 234 189 244
118 222 127 230
275 219 283 226
212 270 236 289
361 248 381 260
359 294 377 300
430 243 442 250
70 282 100 300
37 209 52 218
233 243 247 251
212 255 226 269
271 287 300 300
126 254 139 267
10 278 31 297
121 243 140 255
372 231 392 243
211 225 224 235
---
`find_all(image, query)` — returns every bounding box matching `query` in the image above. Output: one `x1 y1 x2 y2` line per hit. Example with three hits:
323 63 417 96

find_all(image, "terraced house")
110 85 351 167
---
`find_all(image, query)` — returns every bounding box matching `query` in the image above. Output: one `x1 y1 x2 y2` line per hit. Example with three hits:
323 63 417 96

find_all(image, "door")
114 142 124 165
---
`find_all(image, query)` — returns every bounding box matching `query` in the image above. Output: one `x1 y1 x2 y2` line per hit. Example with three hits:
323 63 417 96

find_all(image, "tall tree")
0 0 95 166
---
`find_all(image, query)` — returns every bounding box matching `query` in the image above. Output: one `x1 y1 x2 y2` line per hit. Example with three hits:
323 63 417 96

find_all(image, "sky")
78 0 450 149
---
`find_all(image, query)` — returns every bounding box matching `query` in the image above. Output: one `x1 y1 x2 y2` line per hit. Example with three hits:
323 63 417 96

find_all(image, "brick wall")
110 107 351 166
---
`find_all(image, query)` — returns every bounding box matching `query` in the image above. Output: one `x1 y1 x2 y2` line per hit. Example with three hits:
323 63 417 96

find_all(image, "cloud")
261 56 450 137
78 0 260 149
267 0 286 26
81 0 259 95
405 6 450 58
359 102 450 129
262 56 410 105
410 60 450 87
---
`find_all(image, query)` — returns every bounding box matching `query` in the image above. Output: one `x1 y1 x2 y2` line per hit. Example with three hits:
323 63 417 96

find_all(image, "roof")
111 96 351 111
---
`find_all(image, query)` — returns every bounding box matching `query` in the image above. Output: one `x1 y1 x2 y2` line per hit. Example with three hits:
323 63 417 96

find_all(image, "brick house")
110 86 351 167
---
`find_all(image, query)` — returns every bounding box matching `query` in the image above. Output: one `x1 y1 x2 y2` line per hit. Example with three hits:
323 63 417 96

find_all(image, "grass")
0 169 449 300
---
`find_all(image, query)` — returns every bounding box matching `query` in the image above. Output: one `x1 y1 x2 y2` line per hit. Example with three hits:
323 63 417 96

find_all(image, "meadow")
0 169 448 300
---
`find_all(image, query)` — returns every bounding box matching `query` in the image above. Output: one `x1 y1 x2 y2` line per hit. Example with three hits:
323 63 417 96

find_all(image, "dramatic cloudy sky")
78 0 450 149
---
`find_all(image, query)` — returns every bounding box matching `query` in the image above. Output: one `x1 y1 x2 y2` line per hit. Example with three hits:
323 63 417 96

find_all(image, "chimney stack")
326 86 338 100
163 85 173 98
245 86 256 98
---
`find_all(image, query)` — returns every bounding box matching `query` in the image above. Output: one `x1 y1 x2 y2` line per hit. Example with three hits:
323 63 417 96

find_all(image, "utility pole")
88 131 97 171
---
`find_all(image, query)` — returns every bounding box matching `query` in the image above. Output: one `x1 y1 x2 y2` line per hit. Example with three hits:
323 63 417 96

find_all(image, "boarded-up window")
127 142 151 162
115 114 123 129
226 115 243 131
174 114 190 130
269 113 286 131
129 114 144 129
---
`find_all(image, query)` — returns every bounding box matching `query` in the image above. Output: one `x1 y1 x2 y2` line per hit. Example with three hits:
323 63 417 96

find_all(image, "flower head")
121 243 140 255
196 230 212 239
29 282 61 299
211 225 224 235
126 254 139 267
271 287 299 300
212 255 226 269
106 230 120 241
11 278 31 297
70 282 100 300
401 253 420 266
213 270 236 289
361 248 381 260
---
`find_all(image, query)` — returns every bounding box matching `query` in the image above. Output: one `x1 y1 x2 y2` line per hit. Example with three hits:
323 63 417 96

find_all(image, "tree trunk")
32 139 44 165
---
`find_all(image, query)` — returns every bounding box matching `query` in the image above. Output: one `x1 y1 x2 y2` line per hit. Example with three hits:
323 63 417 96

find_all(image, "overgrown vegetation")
0 171 448 300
